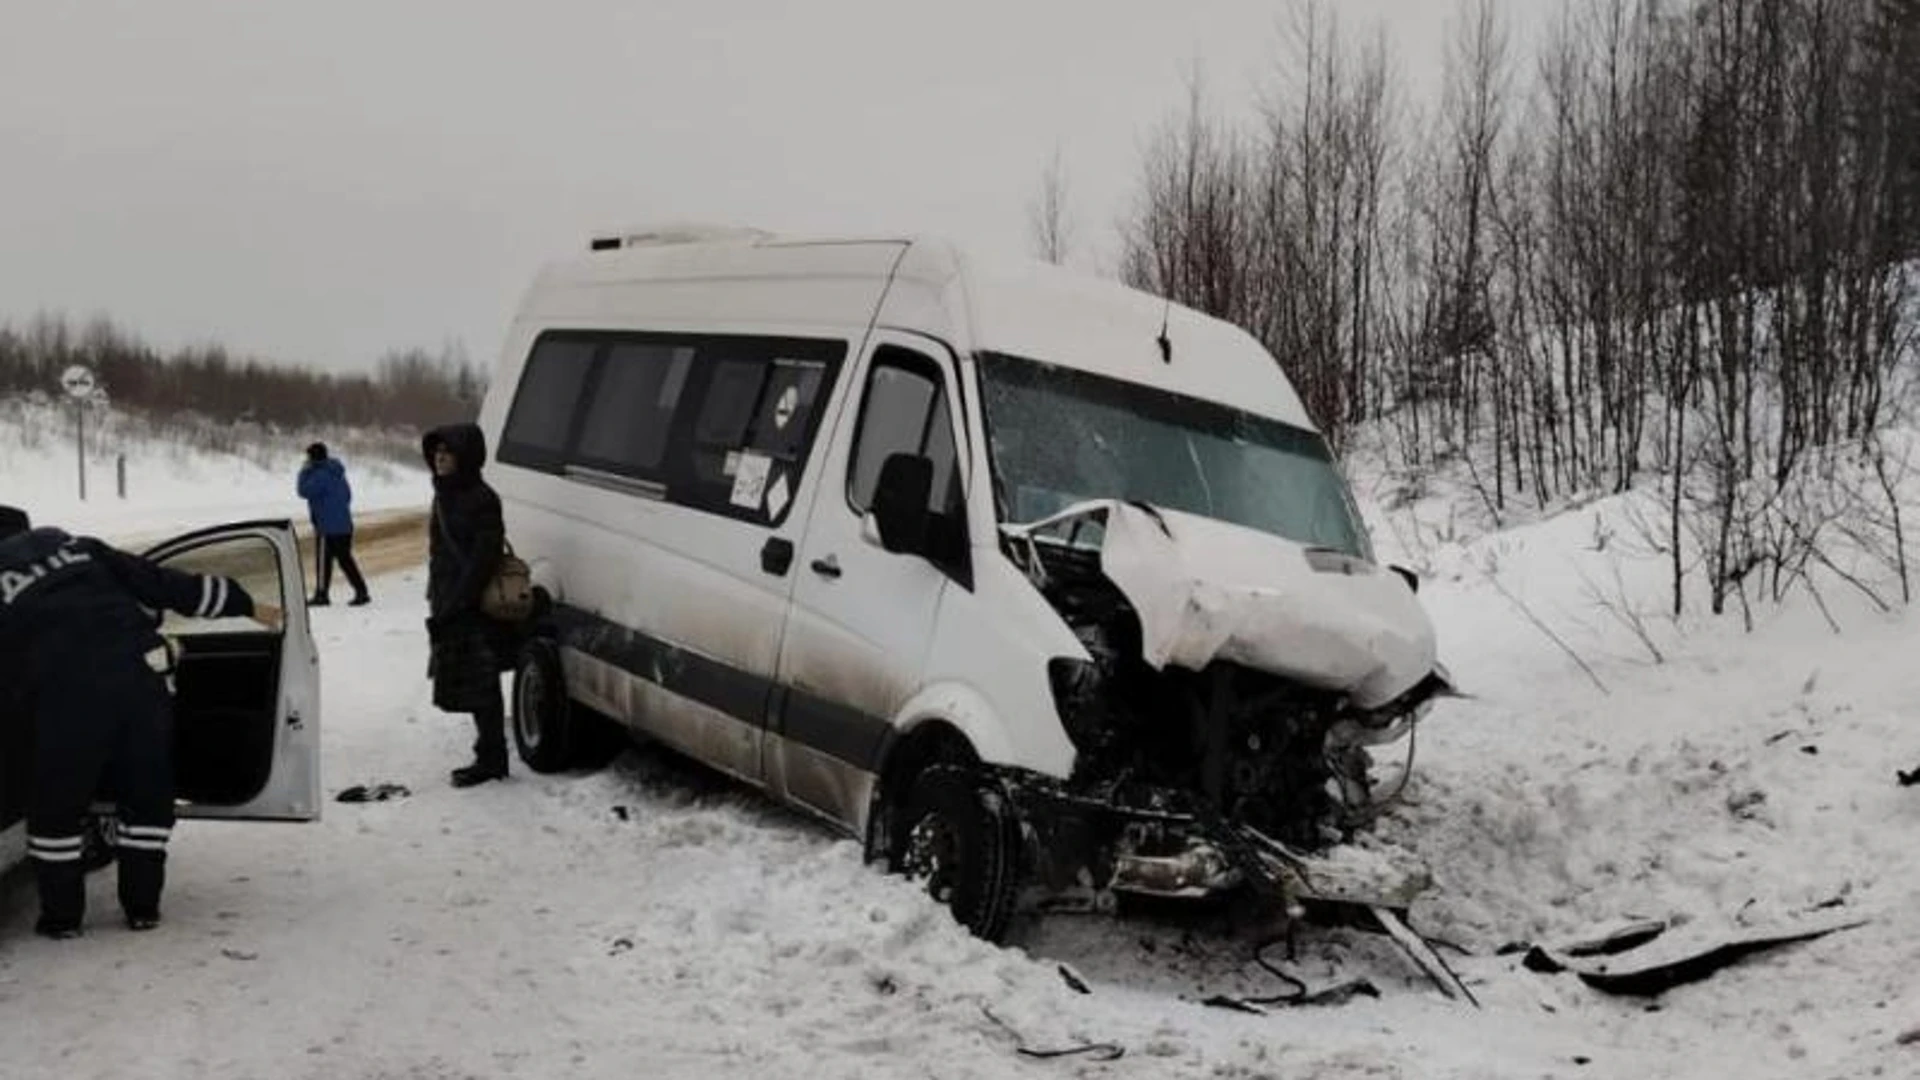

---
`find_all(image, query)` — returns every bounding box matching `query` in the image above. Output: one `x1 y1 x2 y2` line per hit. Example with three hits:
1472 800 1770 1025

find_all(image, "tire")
887 765 1021 943
512 639 576 773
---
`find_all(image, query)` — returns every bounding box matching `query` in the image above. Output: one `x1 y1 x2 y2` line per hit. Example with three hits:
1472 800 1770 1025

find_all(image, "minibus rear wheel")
513 639 578 773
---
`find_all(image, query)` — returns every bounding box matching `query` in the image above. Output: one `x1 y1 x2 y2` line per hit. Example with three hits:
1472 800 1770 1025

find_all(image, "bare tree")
1108 0 1920 624
1119 69 1256 326
1027 144 1076 266
1422 0 1515 504
1253 0 1400 442
0 312 481 433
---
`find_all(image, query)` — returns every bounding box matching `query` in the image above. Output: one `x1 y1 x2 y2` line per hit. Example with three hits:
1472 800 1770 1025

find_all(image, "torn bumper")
1007 773 1433 910
1108 827 1431 909
1235 827 1434 910
1111 836 1238 898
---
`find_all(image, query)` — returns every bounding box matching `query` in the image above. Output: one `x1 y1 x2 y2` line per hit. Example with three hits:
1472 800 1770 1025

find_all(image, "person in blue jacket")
297 442 370 607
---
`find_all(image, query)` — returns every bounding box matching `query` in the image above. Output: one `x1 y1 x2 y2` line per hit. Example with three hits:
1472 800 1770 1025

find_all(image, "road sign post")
60 366 98 501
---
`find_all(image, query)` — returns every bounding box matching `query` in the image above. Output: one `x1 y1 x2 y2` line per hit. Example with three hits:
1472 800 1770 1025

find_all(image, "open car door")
143 521 320 822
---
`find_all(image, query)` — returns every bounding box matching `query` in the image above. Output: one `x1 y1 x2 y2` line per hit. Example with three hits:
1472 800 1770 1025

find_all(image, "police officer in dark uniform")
0 505 280 938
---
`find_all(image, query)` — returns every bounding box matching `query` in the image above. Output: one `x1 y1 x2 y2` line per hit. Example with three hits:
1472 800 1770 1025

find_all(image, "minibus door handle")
810 554 842 580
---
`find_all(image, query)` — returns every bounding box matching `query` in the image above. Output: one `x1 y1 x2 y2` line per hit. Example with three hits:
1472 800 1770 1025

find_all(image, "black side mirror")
871 453 933 555
1390 564 1420 594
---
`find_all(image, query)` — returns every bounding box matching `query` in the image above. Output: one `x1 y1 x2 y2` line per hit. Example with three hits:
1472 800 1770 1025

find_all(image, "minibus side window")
572 343 695 477
498 336 599 469
666 338 845 527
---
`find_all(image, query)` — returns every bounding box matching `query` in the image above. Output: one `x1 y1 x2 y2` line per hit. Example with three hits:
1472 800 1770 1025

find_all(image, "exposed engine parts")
1011 529 1447 854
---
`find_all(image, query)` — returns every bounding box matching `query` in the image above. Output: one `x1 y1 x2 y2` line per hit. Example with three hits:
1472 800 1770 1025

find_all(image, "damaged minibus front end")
995 499 1453 919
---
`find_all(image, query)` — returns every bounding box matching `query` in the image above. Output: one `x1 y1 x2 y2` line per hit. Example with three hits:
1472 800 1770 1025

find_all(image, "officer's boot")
451 706 509 788
34 859 85 939
117 848 166 931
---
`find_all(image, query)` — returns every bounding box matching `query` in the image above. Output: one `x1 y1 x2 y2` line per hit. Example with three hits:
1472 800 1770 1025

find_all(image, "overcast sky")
0 1 1525 376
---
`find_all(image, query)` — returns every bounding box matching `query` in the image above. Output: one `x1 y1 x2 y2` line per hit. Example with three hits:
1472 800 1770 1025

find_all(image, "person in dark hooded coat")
423 423 518 787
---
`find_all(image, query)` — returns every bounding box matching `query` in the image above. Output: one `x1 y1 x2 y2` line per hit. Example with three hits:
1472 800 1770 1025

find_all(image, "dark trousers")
472 704 507 766
429 615 508 769
28 664 174 927
315 530 369 600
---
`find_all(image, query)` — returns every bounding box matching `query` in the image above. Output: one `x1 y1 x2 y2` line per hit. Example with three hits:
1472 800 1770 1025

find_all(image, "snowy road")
3 520 1918 1077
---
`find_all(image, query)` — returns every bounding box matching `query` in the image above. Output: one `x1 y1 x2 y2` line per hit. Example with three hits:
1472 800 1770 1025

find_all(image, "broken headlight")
1327 667 1452 749
1328 700 1426 750
1048 657 1107 751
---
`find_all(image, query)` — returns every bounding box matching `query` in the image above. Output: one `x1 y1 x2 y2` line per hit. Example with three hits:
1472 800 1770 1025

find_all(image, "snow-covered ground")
0 398 427 541
3 409 1919 1079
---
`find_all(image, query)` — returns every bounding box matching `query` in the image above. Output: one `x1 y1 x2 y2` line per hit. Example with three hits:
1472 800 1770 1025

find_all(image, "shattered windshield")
978 351 1371 559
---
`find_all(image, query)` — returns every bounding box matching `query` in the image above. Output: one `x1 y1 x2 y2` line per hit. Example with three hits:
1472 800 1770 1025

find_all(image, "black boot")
451 753 508 788
34 915 83 940
451 760 506 787
452 708 508 788
34 859 85 939
118 848 165 931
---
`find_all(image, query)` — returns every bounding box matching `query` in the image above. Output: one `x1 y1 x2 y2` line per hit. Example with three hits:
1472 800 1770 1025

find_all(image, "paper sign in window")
730 452 773 510
766 473 792 520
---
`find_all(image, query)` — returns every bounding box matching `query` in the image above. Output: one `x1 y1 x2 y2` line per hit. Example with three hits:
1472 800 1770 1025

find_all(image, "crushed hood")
1022 501 1439 710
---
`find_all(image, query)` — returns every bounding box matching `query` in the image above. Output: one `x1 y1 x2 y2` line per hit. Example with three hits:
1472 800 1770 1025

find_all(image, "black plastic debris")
612 805 632 821
1057 965 1091 995
1524 918 1669 976
1898 766 1920 787
1202 978 1379 1014
608 937 634 957
1522 913 1866 997
1300 979 1381 1006
980 1006 1124 1063
1568 920 1669 957
1523 947 1568 975
335 782 411 804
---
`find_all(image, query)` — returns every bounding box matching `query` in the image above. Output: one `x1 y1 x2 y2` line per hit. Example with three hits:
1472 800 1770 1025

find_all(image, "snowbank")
0 397 427 540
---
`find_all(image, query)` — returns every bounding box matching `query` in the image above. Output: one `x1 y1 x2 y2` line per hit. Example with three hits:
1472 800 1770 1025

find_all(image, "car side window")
848 346 962 518
153 536 285 636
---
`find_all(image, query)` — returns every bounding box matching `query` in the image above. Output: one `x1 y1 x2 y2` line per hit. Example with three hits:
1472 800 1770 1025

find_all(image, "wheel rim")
516 661 545 752
902 812 962 904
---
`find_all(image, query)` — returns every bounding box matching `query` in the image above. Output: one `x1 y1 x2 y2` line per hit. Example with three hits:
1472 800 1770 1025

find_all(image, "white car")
482 228 1449 939
2 521 321 886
